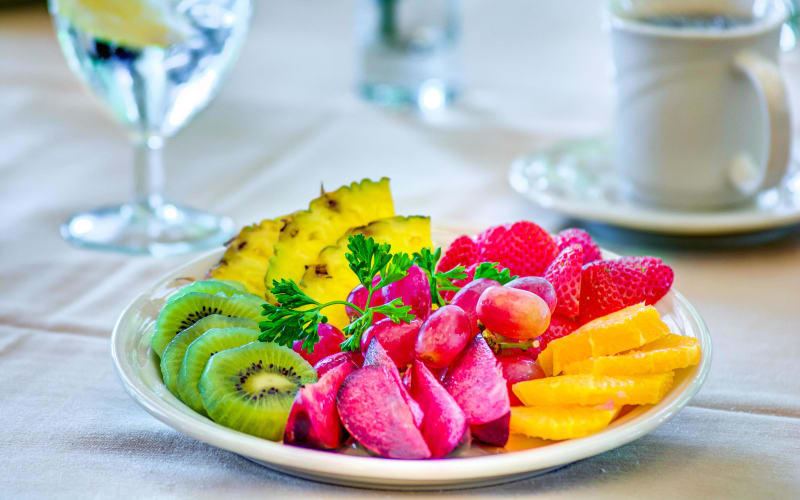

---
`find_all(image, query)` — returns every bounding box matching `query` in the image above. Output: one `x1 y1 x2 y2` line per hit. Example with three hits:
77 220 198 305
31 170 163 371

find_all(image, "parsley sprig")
472 262 517 284
258 234 416 352
412 247 468 307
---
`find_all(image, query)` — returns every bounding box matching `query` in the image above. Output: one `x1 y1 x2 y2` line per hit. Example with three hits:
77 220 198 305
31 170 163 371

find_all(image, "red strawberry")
579 261 626 324
440 262 478 302
555 228 602 264
477 221 558 277
528 315 578 360
543 244 583 318
437 235 479 273
605 256 674 306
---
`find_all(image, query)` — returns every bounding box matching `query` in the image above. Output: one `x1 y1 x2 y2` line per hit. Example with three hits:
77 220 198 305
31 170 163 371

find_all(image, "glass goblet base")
60 200 235 257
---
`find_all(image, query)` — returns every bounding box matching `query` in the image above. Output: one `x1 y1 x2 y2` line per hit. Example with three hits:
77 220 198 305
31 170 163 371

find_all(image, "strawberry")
437 235 478 273
555 228 602 264
477 221 558 277
579 261 626 324
528 315 578 360
605 256 674 306
543 244 583 318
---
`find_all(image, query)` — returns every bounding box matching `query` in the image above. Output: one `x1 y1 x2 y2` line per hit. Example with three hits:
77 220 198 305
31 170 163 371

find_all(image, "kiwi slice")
151 292 263 358
167 279 253 305
177 327 260 413
199 342 317 440
160 317 258 398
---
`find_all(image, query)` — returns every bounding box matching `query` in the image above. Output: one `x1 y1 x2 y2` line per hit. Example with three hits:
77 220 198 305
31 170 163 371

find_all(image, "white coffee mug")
608 0 791 209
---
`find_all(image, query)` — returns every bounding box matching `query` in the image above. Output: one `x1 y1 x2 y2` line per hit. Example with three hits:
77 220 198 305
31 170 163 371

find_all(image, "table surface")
2 1 799 498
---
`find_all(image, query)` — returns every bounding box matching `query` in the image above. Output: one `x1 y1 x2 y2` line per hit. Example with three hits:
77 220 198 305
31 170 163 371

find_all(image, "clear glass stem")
133 135 165 210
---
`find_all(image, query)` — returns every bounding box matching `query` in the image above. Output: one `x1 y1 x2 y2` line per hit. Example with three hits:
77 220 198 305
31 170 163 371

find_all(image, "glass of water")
356 0 461 110
48 0 251 256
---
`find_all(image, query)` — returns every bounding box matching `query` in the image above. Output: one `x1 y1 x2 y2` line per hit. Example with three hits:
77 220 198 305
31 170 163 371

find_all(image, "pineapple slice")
510 405 620 441
562 334 701 376
301 215 432 328
513 373 675 406
207 214 294 298
541 303 670 376
264 178 394 302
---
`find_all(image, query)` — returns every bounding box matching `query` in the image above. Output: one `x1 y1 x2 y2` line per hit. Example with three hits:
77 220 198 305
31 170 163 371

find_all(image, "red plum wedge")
443 335 511 446
363 337 424 427
409 359 467 458
337 366 431 459
284 360 356 449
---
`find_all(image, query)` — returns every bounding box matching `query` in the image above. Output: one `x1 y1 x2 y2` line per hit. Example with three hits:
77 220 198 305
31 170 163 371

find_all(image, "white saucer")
509 138 800 235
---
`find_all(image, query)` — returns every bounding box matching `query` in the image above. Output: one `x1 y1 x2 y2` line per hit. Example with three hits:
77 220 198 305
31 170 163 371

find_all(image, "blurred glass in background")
356 0 461 110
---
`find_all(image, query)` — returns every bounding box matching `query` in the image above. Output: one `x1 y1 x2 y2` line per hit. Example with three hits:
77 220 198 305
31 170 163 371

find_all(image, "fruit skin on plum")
313 351 363 378
360 318 422 369
381 265 432 321
415 305 472 369
477 286 551 341
292 323 345 365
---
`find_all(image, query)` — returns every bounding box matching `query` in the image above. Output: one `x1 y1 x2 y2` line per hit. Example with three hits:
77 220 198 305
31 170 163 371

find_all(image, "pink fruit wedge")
313 351 363 378
337 366 431 459
364 337 424 428
409 360 468 458
361 318 421 368
284 360 356 449
443 335 511 446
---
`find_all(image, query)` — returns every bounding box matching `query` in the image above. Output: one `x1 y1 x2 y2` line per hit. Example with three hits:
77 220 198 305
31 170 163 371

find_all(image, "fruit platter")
111 178 711 489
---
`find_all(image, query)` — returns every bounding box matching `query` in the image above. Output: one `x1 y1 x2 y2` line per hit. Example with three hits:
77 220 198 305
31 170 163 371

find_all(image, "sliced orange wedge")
513 373 674 406
510 405 620 441
540 303 670 376
563 334 700 375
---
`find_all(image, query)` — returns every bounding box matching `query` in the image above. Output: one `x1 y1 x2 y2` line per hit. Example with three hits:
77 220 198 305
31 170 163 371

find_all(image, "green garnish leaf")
259 234 416 353
473 262 517 285
412 247 468 307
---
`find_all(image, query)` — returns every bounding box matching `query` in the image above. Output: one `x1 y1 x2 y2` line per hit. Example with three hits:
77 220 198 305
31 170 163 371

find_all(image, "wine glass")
48 0 251 256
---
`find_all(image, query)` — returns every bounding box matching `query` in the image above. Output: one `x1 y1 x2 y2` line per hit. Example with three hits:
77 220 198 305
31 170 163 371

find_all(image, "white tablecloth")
1 1 799 498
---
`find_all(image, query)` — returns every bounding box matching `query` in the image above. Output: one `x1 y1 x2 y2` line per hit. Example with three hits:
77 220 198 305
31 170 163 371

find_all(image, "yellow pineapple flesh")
562 334 701 376
264 178 395 302
541 303 670 376
301 216 432 328
513 373 675 406
207 215 293 298
510 405 620 441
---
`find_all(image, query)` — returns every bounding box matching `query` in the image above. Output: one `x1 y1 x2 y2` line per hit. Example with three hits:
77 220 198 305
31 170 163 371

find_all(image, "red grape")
414 305 471 368
450 278 500 334
345 275 385 321
477 286 550 340
498 353 545 405
505 276 557 314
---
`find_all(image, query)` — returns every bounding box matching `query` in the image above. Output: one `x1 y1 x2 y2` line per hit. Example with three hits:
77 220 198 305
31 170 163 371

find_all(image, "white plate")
509 137 800 235
111 235 712 490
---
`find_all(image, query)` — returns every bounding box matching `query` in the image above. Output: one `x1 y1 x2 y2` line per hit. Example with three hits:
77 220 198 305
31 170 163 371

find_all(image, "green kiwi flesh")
198 342 316 441
151 291 263 358
177 327 260 413
160 318 258 398
167 279 255 305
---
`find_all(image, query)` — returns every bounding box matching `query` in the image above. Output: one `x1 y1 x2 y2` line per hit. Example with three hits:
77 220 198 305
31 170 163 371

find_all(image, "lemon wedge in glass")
54 0 187 48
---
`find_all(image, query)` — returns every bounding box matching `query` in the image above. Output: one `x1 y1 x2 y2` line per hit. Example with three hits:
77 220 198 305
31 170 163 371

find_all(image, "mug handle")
730 51 791 195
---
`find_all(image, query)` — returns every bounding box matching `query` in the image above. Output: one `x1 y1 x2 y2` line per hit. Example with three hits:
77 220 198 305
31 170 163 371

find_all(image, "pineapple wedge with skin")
301 215 432 328
208 214 294 298
265 178 395 302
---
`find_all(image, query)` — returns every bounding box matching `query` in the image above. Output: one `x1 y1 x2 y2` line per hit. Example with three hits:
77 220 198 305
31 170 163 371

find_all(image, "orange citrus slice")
513 373 674 406
510 405 620 441
540 303 670 376
562 334 700 376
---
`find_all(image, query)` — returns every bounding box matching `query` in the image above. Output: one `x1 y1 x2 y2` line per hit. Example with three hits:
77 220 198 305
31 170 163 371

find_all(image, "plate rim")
508 137 800 235
111 245 712 487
